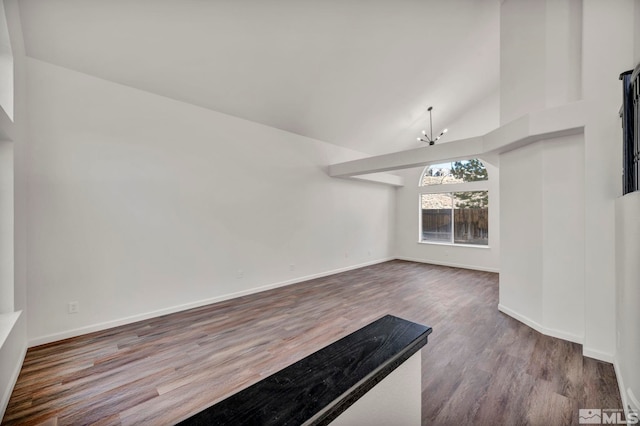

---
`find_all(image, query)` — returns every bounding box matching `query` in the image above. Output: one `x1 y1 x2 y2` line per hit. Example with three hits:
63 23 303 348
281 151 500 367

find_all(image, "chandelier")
417 106 448 146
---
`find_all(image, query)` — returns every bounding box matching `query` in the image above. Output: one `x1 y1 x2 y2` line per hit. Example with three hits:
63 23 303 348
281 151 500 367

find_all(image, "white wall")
442 91 500 142
615 0 640 414
582 0 634 361
0 1 12 121
497 0 637 362
500 0 582 125
0 0 28 418
615 193 640 413
541 136 585 339
544 0 582 109
499 142 543 322
24 58 396 345
500 135 585 343
500 0 546 125
498 0 589 344
331 351 421 426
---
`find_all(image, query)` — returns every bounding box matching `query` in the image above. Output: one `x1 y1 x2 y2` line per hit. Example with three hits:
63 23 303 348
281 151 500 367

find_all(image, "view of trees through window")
420 159 489 246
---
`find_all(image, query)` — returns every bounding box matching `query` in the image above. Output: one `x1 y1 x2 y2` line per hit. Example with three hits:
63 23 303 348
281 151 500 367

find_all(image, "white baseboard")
614 358 630 415
395 256 500 273
582 347 615 364
28 257 394 347
497 303 584 345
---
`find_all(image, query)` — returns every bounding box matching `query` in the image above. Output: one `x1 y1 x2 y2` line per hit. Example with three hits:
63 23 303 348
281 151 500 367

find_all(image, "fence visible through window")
420 191 489 246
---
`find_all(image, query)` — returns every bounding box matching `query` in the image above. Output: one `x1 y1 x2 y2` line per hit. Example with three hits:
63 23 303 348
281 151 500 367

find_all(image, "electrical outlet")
237 269 244 278
68 301 79 314
289 264 295 271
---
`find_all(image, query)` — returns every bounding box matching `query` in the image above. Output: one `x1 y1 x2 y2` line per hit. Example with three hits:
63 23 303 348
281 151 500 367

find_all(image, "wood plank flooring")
2 260 622 425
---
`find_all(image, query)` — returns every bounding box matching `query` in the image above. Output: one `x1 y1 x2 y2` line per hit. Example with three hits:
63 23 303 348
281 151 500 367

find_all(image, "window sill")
417 241 491 249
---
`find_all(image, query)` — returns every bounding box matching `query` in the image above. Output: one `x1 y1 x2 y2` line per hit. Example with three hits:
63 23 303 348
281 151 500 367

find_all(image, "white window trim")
418 180 489 194
417 240 491 249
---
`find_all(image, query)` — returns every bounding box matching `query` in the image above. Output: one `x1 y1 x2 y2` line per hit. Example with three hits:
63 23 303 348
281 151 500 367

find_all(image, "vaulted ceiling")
18 0 500 155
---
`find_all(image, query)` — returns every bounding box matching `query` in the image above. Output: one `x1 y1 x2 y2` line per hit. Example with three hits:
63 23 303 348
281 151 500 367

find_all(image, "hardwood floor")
2 260 622 425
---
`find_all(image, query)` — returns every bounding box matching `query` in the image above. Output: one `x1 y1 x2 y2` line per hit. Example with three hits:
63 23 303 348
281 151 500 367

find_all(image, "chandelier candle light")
417 106 448 146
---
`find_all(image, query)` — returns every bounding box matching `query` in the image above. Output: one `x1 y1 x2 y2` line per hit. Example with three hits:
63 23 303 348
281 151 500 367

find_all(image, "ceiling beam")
329 137 483 178
328 101 586 184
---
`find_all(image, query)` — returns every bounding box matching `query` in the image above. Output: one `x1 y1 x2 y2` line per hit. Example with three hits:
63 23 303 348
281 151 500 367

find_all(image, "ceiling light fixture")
417 106 448 146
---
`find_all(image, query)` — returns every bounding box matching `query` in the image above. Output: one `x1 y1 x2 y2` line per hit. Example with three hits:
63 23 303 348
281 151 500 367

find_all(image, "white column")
582 0 634 360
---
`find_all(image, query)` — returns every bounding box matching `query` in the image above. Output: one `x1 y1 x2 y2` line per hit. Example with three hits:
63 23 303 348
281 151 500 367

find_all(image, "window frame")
418 161 490 248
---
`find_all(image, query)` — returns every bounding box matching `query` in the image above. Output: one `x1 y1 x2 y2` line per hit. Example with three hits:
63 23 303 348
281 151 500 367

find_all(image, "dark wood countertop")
177 314 432 426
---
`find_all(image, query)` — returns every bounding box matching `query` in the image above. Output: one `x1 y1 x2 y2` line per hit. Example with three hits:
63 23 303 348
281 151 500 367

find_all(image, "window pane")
453 191 488 245
451 159 488 182
421 164 463 186
420 159 488 186
420 194 452 242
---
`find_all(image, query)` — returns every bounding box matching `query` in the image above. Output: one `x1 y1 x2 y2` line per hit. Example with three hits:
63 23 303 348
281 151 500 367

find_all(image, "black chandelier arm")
429 108 433 141
417 106 446 146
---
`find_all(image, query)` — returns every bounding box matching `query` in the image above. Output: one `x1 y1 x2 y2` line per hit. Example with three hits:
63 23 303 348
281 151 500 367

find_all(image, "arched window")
419 159 488 186
419 159 489 246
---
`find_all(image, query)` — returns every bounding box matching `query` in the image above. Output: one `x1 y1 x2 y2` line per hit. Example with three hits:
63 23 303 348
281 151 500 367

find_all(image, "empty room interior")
1 0 640 424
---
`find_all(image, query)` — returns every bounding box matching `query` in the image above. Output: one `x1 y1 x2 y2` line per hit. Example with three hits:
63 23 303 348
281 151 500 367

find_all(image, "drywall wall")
331 351 421 426
498 0 635 361
615 192 640 414
615 1 640 414
500 0 582 125
0 0 29 418
498 0 588 343
24 58 395 345
544 0 582 109
438 91 500 142
0 1 12 121
499 135 585 343
540 135 585 340
618 2 640 413
499 142 543 322
500 0 546 125
582 0 634 361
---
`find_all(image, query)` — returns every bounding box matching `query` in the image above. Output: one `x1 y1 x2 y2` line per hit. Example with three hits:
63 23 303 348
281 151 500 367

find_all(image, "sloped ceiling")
18 0 500 155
